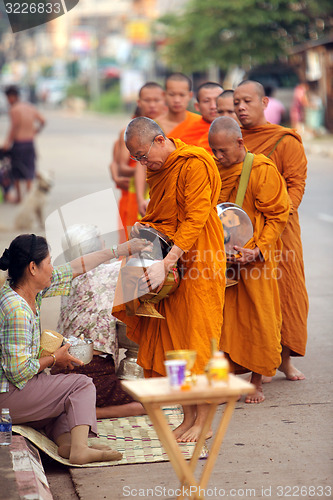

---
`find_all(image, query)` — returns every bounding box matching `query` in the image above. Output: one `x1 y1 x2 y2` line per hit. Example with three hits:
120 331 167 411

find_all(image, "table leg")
145 404 203 500
198 397 237 490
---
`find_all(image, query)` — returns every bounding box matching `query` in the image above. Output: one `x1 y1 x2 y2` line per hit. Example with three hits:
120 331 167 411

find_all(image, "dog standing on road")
14 170 54 230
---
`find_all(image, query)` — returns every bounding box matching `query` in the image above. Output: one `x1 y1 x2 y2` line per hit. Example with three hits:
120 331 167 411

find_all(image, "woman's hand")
118 238 153 257
53 343 84 370
138 260 166 295
227 245 261 265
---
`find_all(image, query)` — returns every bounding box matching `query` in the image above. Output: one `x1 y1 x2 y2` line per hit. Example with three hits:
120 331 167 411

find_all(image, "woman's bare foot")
96 402 146 419
69 445 122 465
245 372 265 404
57 444 70 459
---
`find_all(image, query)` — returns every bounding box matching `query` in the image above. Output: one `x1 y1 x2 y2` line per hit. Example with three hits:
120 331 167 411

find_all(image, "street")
0 109 332 500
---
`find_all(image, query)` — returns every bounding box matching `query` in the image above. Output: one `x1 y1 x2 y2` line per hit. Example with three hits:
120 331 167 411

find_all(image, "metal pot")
68 338 94 365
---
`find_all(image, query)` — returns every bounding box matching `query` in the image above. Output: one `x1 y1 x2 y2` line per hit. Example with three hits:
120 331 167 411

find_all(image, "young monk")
193 82 223 152
234 80 308 381
209 116 290 403
113 117 226 442
216 90 240 123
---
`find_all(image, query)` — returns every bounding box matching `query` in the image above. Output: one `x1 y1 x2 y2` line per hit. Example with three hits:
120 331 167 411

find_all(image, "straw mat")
13 406 209 468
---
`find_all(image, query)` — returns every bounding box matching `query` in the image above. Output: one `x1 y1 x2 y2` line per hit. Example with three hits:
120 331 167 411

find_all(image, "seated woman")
0 233 149 464
53 224 147 418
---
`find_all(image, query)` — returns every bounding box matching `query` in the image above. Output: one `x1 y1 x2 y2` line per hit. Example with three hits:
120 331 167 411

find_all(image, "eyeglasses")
129 136 157 163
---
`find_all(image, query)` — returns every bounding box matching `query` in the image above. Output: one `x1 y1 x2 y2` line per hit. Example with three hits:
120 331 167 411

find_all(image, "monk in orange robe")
234 80 309 381
193 82 223 153
113 117 226 442
109 139 130 242
209 116 290 403
115 83 166 240
216 90 240 124
135 73 201 217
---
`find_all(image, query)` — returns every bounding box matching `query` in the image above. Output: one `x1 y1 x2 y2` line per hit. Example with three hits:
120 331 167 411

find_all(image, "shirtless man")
216 90 239 123
3 85 45 202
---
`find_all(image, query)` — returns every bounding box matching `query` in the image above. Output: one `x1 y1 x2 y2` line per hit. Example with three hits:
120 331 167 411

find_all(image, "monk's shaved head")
125 117 165 145
165 73 192 91
209 116 242 141
138 81 163 98
218 89 234 99
237 80 265 98
196 82 223 102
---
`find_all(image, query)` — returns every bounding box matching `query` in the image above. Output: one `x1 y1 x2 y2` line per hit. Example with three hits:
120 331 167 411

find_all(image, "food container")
68 337 94 365
39 329 64 357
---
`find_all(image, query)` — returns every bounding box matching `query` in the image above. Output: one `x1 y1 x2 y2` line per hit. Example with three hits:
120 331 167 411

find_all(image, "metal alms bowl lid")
217 203 254 255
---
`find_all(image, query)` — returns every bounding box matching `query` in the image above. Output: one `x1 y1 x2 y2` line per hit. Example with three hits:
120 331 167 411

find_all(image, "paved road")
0 111 332 500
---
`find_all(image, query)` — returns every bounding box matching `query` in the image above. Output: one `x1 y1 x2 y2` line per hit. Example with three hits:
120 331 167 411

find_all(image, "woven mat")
13 406 209 468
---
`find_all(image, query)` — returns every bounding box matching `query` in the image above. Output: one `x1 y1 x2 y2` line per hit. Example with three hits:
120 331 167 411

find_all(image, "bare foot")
177 425 213 443
279 361 305 381
246 372 265 404
69 446 122 465
262 376 273 384
173 405 196 441
96 402 146 419
57 444 70 459
245 387 265 404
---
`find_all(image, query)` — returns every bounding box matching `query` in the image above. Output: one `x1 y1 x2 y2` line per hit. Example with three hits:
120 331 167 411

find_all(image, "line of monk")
111 77 308 438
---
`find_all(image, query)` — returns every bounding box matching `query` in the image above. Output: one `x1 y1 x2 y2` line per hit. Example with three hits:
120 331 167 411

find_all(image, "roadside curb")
0 435 53 500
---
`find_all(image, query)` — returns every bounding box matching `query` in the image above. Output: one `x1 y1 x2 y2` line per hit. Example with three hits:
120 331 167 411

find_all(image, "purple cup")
164 359 187 389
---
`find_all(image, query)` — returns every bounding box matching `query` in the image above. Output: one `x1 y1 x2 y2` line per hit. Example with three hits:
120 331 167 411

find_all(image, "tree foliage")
157 0 333 73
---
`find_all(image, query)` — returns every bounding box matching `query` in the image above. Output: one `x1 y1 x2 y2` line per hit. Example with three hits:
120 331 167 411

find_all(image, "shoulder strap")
267 134 288 158
235 152 254 208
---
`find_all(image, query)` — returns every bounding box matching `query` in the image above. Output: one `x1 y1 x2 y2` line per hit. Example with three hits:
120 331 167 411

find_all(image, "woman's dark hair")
0 234 49 285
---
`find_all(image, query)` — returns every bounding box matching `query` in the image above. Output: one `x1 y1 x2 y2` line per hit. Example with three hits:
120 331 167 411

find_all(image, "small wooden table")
121 374 255 500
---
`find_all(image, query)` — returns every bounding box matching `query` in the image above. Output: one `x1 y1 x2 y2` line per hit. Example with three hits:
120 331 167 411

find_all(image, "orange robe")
195 118 213 154
242 124 308 356
167 111 202 143
118 159 139 244
218 153 290 376
113 139 226 377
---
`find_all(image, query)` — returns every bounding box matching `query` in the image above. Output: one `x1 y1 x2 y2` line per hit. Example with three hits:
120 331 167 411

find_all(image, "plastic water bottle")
0 408 12 445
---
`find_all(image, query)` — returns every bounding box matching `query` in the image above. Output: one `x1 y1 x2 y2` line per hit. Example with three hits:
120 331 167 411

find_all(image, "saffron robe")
218 153 290 376
167 111 202 143
113 139 226 377
242 124 308 356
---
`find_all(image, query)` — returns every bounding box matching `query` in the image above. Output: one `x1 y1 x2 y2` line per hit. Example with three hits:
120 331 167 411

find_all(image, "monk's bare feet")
69 445 122 465
262 376 273 384
245 372 265 404
279 361 305 381
173 405 196 441
177 425 213 443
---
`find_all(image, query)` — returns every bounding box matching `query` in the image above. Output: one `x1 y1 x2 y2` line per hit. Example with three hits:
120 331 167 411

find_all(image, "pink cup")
164 359 187 389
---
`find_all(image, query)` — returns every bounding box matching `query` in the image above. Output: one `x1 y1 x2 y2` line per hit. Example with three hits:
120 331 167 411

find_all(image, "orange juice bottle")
208 351 229 382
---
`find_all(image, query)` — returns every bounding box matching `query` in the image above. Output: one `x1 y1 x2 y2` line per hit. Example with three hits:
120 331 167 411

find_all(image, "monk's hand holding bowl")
139 260 166 294
227 245 261 265
53 343 84 371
